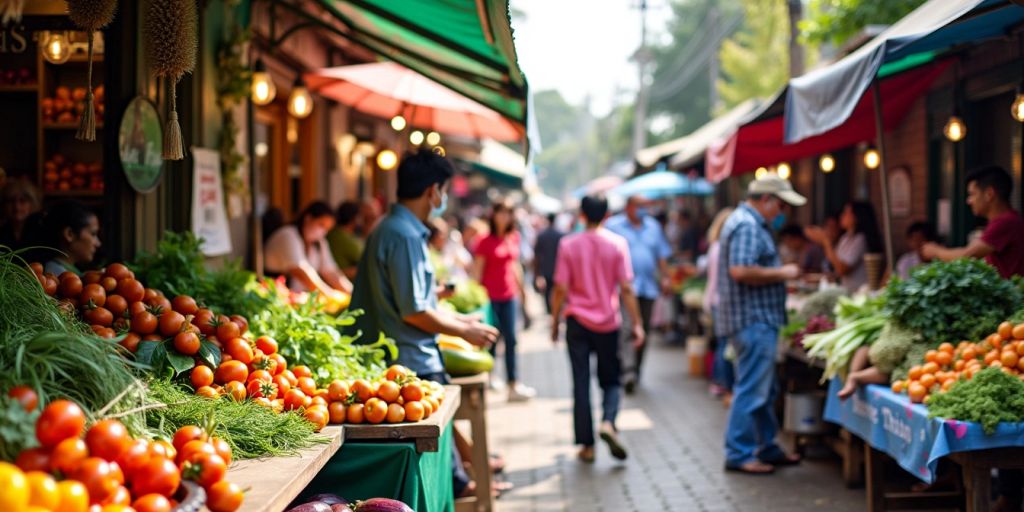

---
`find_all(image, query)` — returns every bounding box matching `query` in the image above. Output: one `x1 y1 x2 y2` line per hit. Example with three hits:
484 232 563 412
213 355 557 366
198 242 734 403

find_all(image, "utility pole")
787 0 804 78
707 4 720 116
632 0 652 157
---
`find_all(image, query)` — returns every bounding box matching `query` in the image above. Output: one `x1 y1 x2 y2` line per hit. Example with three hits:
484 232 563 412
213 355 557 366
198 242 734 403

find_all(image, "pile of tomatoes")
323 365 446 426
892 321 1024 404
2 391 243 512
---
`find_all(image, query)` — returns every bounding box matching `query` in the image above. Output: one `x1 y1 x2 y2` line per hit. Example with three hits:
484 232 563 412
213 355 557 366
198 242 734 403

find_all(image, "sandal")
760 453 801 467
725 461 775 475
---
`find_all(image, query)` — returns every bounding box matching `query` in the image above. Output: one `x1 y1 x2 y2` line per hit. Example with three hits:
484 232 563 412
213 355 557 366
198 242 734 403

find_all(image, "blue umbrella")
610 171 714 199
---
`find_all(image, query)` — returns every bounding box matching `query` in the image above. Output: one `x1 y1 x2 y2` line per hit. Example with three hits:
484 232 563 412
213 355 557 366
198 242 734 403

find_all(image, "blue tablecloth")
824 379 1024 483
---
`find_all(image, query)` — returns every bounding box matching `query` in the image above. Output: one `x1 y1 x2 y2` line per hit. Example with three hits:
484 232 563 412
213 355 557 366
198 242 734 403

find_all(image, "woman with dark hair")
0 178 42 250
806 201 882 292
39 200 101 276
473 199 535 401
264 201 352 299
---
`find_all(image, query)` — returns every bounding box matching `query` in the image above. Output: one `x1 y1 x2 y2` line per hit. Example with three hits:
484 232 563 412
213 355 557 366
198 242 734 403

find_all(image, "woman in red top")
473 200 535 401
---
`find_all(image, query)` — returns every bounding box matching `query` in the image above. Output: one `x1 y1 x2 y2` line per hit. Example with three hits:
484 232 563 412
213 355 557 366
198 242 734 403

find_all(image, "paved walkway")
484 317 865 512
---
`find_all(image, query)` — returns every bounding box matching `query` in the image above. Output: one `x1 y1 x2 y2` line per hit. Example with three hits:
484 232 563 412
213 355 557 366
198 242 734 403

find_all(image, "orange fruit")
922 362 940 375
961 347 978 361
990 360 1004 369
924 350 938 363
954 360 965 371
935 351 952 367
364 398 388 424
1017 357 1024 372
991 334 1004 350
328 402 347 424
291 365 312 379
1014 324 1024 340
1017 342 1024 357
384 365 409 382
942 380 955 392
907 365 923 380
297 377 317 396
890 381 904 394
377 381 401 403
310 396 328 408
938 342 955 354
999 322 1014 340
401 383 424 402
908 382 927 403
327 380 350 402
404 401 425 422
919 373 936 389
386 403 406 424
346 403 365 424
424 396 440 415
985 350 999 365
1002 351 1020 369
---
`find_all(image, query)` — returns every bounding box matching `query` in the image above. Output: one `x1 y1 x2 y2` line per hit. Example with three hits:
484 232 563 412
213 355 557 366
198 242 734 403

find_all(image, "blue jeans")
566 317 622 447
724 322 785 467
712 335 735 390
490 299 519 382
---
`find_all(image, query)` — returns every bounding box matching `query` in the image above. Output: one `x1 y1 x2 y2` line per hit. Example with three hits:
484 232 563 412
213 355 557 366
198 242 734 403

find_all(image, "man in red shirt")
922 165 1024 278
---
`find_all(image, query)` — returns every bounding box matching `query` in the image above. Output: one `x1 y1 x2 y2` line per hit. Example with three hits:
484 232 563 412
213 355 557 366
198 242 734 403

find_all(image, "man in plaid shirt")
716 175 806 475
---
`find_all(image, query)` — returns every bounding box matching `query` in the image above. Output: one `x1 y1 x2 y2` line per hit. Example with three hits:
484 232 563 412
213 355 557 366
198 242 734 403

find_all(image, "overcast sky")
510 0 669 117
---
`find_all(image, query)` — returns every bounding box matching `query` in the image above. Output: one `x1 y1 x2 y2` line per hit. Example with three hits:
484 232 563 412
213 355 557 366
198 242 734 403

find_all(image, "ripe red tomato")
171 426 207 452
131 310 158 335
116 439 152 481
230 315 249 334
181 452 227 488
105 295 128 317
119 333 142 353
149 440 176 461
283 389 307 411
215 316 240 341
247 369 272 384
36 399 86 448
8 385 38 411
224 381 246 402
84 306 114 327
80 283 107 308
191 366 214 388
73 457 119 504
116 279 145 303
158 311 186 337
273 374 292 395
255 336 277 355
100 276 118 293
132 493 172 512
83 270 103 284
291 365 312 379
15 447 51 472
208 437 232 465
130 457 180 498
193 309 216 336
247 380 278 401
206 480 243 512
102 485 132 506
50 437 88 473
173 332 200 355
86 419 131 462
269 353 287 375
104 263 132 281
171 295 198 315
214 361 248 385
175 440 216 467
223 338 253 365
59 273 84 299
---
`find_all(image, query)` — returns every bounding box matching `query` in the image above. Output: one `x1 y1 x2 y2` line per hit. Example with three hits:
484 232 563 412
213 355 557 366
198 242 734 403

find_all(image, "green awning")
316 0 528 127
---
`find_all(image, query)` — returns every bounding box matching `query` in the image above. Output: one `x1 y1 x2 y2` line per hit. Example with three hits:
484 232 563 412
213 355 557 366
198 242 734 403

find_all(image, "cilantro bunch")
884 259 1024 343
928 368 1024 434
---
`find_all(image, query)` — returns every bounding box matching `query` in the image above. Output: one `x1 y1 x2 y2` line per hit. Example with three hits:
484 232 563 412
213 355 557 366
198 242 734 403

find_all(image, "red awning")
706 60 951 183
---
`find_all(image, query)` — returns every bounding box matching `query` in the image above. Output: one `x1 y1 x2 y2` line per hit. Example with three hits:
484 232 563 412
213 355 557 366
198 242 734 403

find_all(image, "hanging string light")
944 62 966 142
776 162 792 180
409 130 425 145
754 167 768 179
251 59 276 106
863 147 880 170
376 149 398 170
819 154 836 173
42 31 71 65
426 131 441 146
390 115 407 131
287 77 313 119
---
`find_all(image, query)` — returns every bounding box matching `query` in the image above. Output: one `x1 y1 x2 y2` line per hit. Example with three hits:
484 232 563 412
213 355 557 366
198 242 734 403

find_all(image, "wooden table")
225 426 344 512
342 385 461 453
452 373 493 512
951 448 1024 512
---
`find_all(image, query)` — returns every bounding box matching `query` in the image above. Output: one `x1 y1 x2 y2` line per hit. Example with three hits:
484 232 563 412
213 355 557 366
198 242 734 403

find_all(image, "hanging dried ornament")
0 0 25 26
66 0 117 142
143 0 197 160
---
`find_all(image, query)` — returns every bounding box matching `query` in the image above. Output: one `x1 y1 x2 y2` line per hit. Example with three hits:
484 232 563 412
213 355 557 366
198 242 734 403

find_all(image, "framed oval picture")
118 96 164 193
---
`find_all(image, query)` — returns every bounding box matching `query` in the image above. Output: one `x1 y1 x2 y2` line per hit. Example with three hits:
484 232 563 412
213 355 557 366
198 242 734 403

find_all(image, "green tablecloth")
299 423 455 512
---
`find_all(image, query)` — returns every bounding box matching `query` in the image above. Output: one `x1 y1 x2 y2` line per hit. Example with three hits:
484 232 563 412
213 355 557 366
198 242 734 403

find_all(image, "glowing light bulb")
754 167 768 179
288 83 313 119
43 32 71 65
777 163 792 180
864 148 880 170
410 130 425 145
390 116 407 131
376 149 398 170
426 131 441 146
1012 93 1024 123
943 115 966 142
819 154 836 173
251 72 276 106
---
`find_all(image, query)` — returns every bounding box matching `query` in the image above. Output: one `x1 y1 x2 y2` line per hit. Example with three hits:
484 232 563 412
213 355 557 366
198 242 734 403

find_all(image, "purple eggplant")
332 505 354 512
306 494 350 506
285 502 333 512
352 498 414 512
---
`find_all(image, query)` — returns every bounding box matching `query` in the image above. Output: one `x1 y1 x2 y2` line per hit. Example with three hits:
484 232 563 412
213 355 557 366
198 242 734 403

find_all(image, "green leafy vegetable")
884 259 1024 343
928 368 1024 434
868 321 924 375
0 396 40 461
801 293 886 381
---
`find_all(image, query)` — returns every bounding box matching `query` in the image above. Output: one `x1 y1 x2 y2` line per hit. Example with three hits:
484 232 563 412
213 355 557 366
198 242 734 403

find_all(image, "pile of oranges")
325 365 446 426
892 321 1024 404
2 393 242 512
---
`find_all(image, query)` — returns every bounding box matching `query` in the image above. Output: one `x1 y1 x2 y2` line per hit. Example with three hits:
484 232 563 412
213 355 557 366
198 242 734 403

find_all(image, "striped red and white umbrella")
306 62 523 142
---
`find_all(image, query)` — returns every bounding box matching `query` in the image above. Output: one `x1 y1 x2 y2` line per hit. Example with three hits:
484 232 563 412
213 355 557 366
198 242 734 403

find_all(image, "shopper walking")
702 207 734 398
717 175 805 475
473 199 536 401
533 213 564 314
550 195 644 463
606 196 672 393
349 149 498 499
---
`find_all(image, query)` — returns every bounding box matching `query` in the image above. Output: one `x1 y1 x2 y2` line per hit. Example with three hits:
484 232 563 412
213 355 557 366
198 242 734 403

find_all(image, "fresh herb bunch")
0 396 40 461
884 259 1024 343
145 379 323 459
0 249 149 442
131 231 272 319
250 280 396 384
928 368 1024 434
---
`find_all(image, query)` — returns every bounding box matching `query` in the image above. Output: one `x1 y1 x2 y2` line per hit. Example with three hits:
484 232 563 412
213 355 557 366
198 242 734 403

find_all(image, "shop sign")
191 148 232 257
0 26 28 54
118 96 164 193
888 166 911 218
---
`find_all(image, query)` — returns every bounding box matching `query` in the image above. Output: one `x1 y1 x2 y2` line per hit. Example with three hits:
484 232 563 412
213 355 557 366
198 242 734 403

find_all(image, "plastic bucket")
686 336 708 377
783 391 827 434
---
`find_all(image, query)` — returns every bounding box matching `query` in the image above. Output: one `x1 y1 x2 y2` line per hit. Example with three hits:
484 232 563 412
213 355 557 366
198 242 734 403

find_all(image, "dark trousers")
622 297 656 381
420 371 471 497
490 299 519 382
566 316 622 447
542 276 554 314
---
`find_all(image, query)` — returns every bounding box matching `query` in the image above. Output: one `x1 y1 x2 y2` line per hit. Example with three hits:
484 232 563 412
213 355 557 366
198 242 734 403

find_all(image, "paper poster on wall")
888 167 911 218
191 148 232 256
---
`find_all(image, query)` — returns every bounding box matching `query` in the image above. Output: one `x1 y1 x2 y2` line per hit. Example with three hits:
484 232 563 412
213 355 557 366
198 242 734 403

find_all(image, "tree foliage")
717 0 790 109
799 0 926 47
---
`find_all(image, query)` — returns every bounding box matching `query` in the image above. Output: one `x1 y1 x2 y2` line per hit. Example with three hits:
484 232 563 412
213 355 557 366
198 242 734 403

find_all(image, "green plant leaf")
166 349 196 377
197 339 222 368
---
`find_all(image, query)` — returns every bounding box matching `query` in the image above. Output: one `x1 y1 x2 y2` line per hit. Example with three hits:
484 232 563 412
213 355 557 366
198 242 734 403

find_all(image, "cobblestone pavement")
484 318 865 512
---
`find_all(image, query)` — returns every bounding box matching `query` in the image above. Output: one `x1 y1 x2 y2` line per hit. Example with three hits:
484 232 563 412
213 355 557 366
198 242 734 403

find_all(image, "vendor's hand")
804 226 827 245
534 276 546 292
550 321 560 344
462 321 498 348
631 324 646 349
780 263 801 281
326 289 347 304
920 242 941 261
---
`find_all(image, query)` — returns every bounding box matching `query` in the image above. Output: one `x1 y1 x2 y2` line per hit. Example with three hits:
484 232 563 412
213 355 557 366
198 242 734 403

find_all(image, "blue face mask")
635 207 649 219
771 212 787 231
430 189 448 219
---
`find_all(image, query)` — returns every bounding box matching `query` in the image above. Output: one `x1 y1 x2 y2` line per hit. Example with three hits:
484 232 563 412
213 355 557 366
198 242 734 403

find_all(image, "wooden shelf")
43 123 104 131
340 385 461 453
44 189 103 198
0 84 39 92
227 426 343 512
48 54 104 65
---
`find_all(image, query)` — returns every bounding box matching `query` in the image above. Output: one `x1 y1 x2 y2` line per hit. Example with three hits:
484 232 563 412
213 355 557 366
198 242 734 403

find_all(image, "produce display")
0 66 34 85
442 281 489 314
41 85 105 126
3 398 242 511
42 154 103 194
325 365 447 425
286 494 414 512
802 294 886 381
927 368 1024 434
438 334 494 377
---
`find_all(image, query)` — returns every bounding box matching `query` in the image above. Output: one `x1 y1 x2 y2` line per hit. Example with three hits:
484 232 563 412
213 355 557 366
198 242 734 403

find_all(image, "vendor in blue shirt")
349 149 499 498
605 196 673 393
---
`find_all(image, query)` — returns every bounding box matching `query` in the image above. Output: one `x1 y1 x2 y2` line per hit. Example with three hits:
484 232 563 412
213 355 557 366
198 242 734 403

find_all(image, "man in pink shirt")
550 195 645 463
